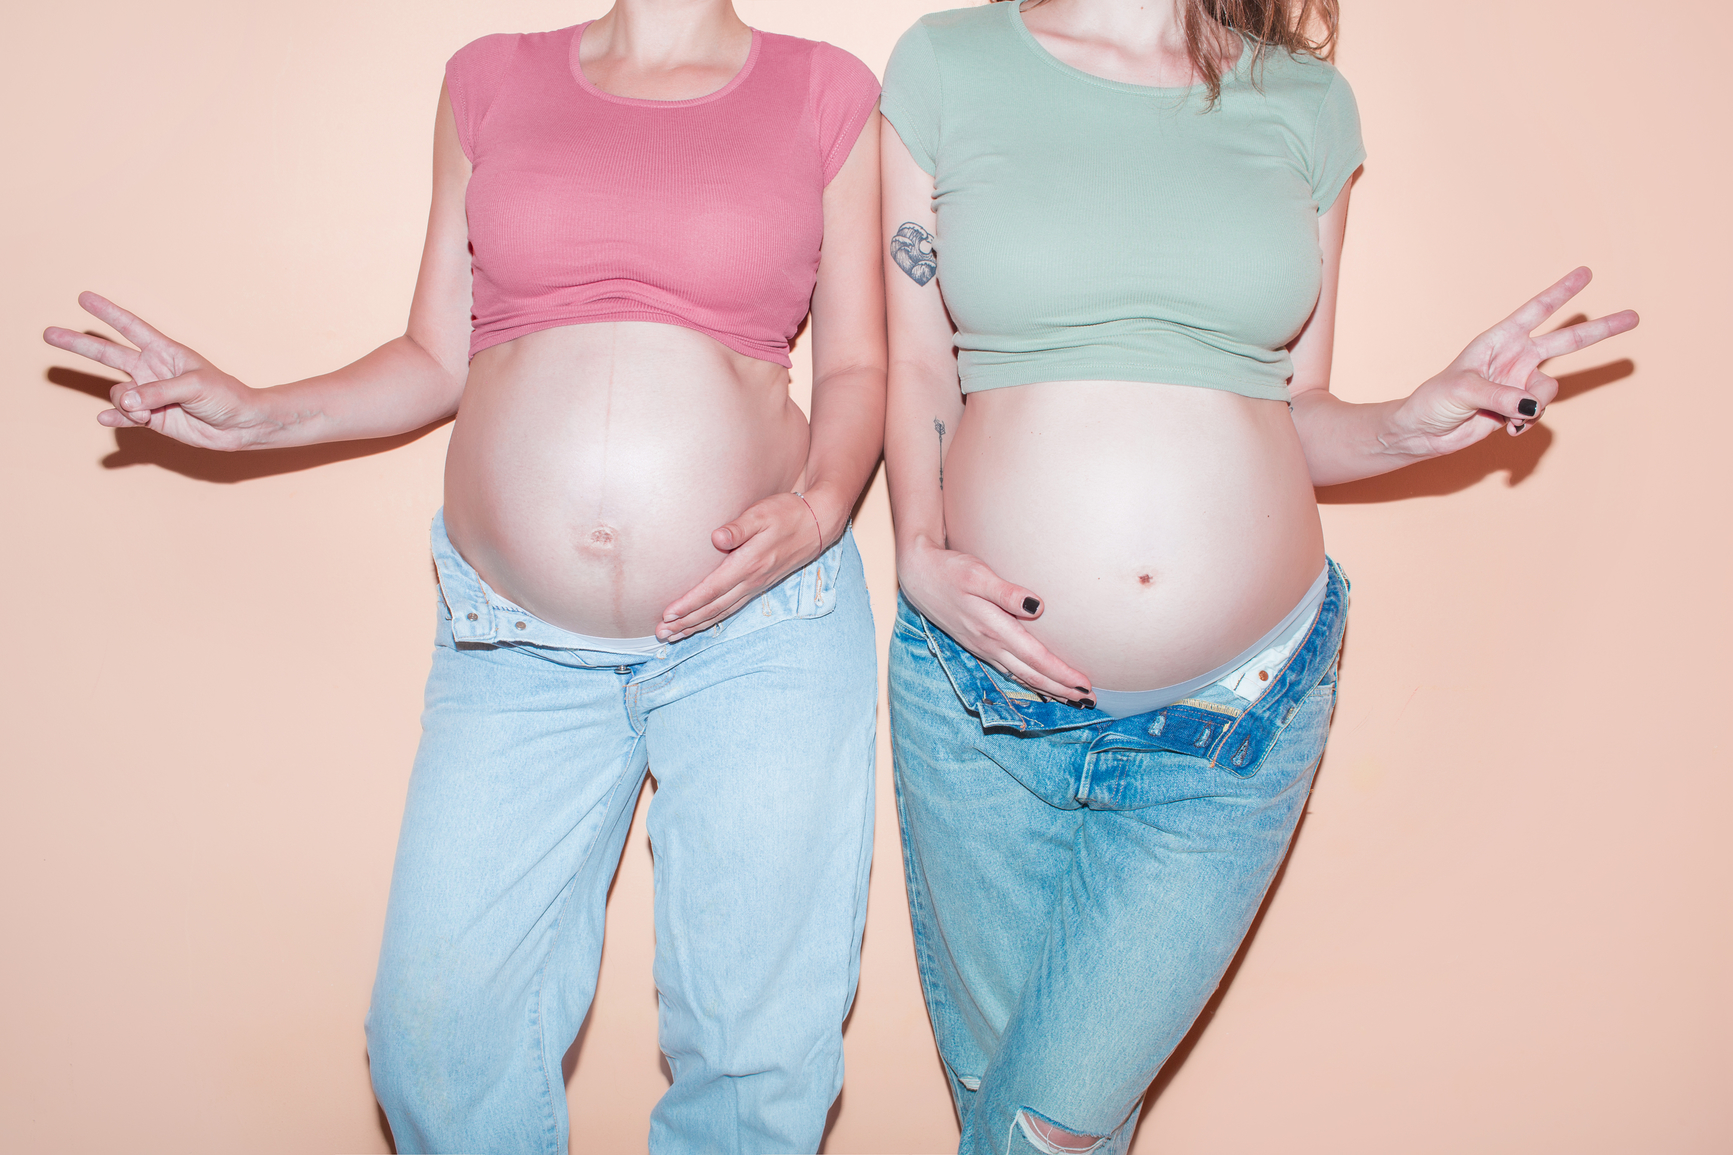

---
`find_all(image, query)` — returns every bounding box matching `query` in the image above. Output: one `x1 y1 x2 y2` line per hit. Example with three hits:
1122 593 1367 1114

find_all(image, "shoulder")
897 3 1016 58
885 3 1017 92
446 31 525 75
1246 46 1355 108
808 37 882 95
753 32 879 106
913 4 1011 38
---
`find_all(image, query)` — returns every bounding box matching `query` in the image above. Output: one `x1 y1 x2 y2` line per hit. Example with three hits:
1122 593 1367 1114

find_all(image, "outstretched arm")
42 84 474 451
1288 185 1639 486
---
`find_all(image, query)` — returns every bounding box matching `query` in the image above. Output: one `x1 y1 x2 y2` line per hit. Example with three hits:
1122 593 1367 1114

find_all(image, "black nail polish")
1022 596 1040 614
1079 698 1096 710
1075 686 1089 693
1518 398 1538 417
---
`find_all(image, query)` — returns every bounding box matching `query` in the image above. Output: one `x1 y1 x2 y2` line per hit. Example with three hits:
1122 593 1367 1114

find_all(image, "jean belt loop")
438 557 494 643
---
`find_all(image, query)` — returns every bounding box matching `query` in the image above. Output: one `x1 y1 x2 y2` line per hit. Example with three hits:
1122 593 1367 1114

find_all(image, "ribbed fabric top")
880 3 1365 400
447 25 880 365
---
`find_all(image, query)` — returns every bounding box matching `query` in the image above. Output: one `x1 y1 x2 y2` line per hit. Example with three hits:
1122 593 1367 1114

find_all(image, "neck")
587 0 747 64
1030 0 1191 54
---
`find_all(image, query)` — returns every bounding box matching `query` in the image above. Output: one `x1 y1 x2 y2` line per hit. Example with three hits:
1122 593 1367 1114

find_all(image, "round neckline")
568 21 761 108
1007 1 1247 96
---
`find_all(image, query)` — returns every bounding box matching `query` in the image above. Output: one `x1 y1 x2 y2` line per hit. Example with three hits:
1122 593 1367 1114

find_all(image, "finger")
1453 373 1541 424
995 647 1093 705
96 407 148 428
1501 267 1592 334
668 601 750 640
711 513 762 553
78 291 173 352
967 569 1048 621
662 582 754 641
43 326 140 375
1526 369 1558 407
660 570 744 632
983 611 1092 699
1532 309 1640 360
663 526 786 627
114 373 208 423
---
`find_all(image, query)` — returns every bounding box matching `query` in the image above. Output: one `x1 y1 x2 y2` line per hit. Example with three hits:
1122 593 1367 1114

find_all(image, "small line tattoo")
891 222 938 286
934 418 946 490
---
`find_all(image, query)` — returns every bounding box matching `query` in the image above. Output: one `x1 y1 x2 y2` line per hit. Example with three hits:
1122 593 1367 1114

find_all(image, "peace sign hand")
43 292 276 450
1389 267 1639 456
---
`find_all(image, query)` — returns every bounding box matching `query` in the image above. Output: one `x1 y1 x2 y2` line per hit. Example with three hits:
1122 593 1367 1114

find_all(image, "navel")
586 526 619 549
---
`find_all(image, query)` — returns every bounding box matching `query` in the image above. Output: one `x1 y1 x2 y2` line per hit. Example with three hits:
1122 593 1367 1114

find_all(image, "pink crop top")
445 24 881 365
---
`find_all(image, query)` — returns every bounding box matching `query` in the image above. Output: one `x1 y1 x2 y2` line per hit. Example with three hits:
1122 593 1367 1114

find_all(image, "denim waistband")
905 558 1349 776
430 508 852 669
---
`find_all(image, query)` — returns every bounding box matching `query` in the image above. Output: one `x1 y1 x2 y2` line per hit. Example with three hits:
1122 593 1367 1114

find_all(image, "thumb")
1455 372 1541 423
712 520 745 552
713 505 770 552
114 372 208 418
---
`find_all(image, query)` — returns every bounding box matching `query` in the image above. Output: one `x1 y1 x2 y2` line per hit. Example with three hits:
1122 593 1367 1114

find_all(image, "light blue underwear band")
1090 566 1330 720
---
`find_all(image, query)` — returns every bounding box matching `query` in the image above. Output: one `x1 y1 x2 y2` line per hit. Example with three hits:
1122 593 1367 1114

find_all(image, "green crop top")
879 2 1365 400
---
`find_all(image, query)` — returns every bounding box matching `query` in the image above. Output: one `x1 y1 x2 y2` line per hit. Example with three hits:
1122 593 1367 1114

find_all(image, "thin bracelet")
792 491 825 556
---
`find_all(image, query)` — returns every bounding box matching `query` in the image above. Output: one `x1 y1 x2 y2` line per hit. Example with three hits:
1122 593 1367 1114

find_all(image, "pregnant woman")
43 1 884 1151
879 1 1635 1152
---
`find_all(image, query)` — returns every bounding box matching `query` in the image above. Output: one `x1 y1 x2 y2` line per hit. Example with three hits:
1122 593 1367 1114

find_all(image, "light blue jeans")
889 562 1349 1155
366 511 877 1155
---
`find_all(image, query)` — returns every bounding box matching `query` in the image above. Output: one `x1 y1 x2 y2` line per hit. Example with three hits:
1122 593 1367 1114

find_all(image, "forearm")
799 364 887 542
884 360 964 559
1289 387 1434 487
249 333 465 448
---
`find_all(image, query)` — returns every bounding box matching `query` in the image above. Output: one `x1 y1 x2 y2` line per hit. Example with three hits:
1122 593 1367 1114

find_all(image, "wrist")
243 383 318 449
895 530 946 569
793 482 851 548
1371 396 1437 462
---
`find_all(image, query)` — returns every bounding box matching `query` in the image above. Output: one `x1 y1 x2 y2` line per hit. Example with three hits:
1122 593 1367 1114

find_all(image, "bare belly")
442 323 808 637
942 381 1325 690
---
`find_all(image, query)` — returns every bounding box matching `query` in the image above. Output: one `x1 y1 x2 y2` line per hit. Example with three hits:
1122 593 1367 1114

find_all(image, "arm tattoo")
934 418 946 491
891 222 938 286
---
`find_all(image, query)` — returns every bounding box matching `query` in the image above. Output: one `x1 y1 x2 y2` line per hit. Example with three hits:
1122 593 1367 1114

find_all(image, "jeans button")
466 612 478 621
515 621 527 630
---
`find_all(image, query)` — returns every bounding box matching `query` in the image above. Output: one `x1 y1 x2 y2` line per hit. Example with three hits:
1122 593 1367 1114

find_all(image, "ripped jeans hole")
1017 1109 1107 1155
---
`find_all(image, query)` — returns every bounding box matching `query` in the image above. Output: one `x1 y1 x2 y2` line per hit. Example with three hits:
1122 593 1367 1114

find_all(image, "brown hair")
997 0 1340 105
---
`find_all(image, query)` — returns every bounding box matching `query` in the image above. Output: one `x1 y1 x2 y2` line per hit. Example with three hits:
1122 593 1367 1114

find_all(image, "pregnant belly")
942 381 1326 690
441 323 808 637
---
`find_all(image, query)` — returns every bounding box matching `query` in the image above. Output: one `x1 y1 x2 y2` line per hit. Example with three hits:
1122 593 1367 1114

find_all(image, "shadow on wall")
47 367 449 482
1316 359 1634 504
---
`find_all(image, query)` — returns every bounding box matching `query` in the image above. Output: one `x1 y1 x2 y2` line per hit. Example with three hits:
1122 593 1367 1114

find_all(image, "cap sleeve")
809 42 882 186
880 21 940 176
1309 67 1365 213
445 33 521 162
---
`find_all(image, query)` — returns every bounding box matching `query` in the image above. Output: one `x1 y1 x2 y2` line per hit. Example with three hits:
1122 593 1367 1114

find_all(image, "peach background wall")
3 0 1727 1151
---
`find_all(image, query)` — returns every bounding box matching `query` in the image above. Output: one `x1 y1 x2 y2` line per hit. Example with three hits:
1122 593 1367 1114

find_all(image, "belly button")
587 526 618 548
1137 573 1153 587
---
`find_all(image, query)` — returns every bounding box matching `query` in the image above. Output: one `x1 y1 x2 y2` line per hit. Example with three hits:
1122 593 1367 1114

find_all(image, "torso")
884 4 1362 689
436 25 877 636
444 322 808 637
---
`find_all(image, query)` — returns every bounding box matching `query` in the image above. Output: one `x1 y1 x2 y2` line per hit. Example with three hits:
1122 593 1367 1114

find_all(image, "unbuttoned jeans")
889 562 1348 1155
366 511 877 1155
